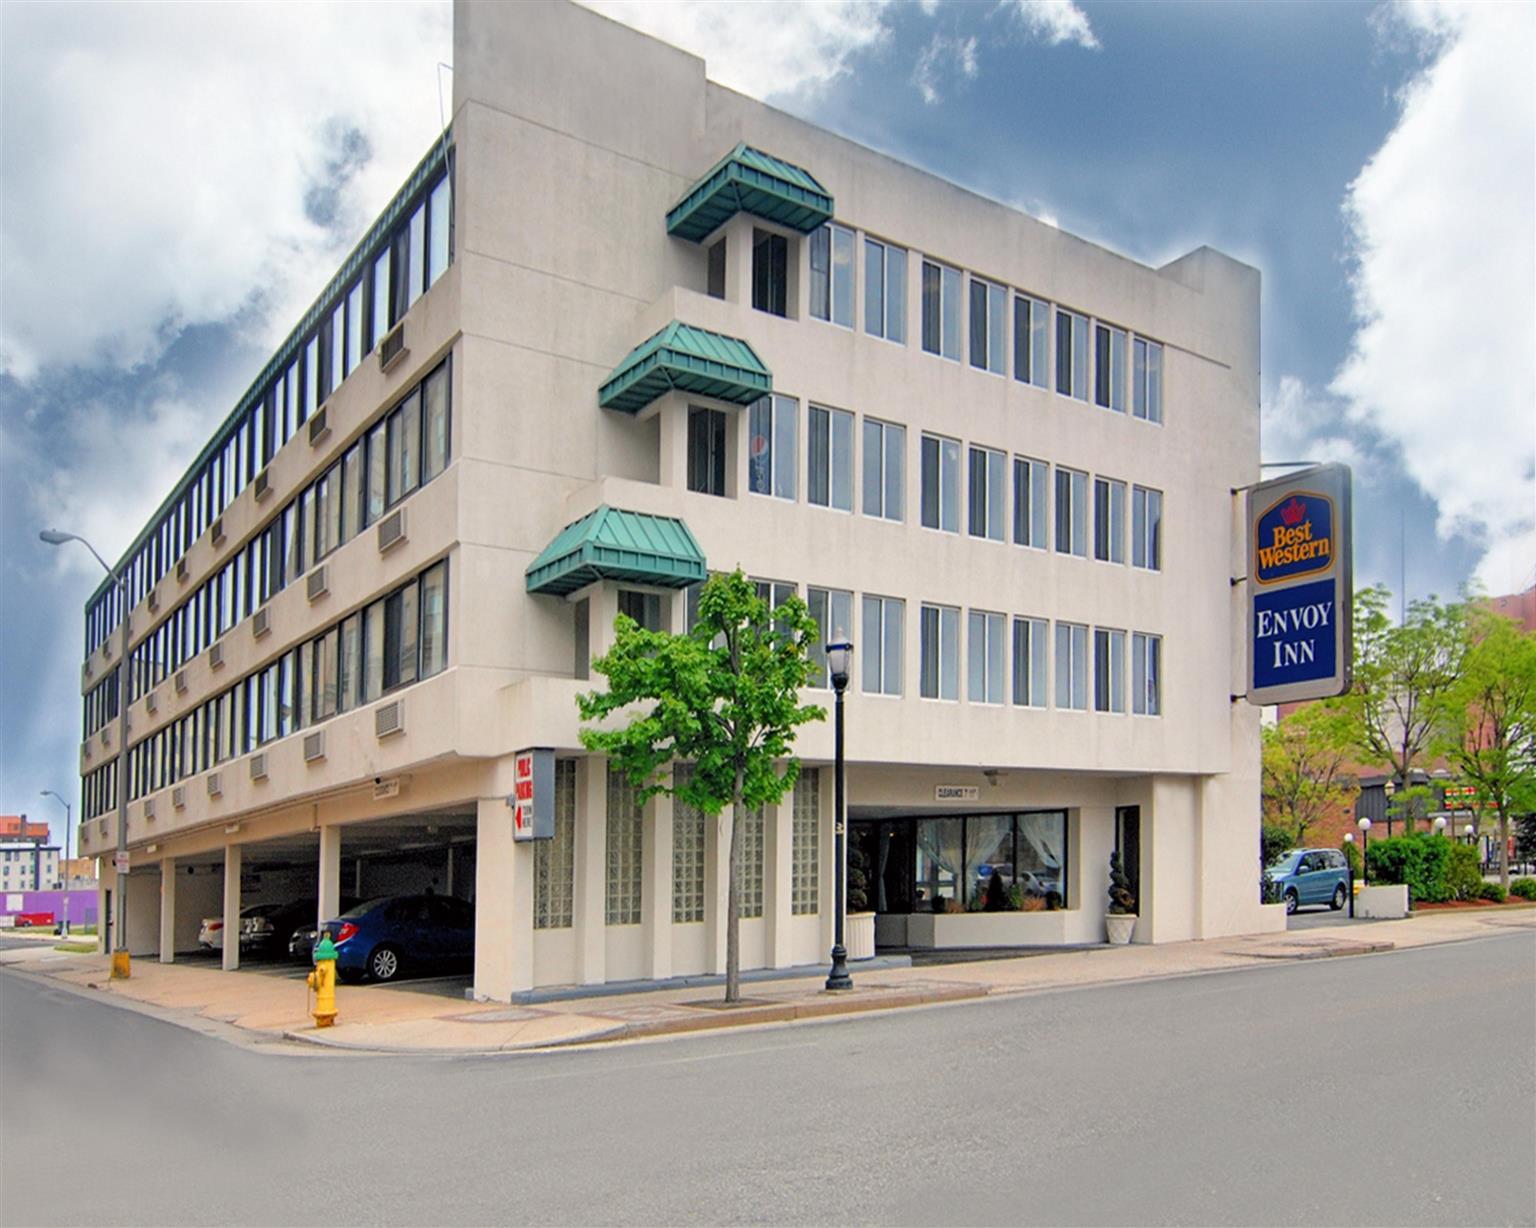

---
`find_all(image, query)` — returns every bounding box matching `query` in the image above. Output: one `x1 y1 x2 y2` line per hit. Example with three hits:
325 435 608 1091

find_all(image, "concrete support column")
474 795 534 1002
574 756 607 985
704 804 732 974
158 856 176 964
221 844 241 972
97 878 109 954
317 825 342 927
658 399 690 493
643 791 673 980
764 797 794 967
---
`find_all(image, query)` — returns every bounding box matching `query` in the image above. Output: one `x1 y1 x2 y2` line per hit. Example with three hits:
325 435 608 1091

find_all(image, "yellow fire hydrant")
307 934 339 1028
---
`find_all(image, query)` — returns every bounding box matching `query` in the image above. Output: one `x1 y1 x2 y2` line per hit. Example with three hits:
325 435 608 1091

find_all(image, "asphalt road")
3 931 1533 1227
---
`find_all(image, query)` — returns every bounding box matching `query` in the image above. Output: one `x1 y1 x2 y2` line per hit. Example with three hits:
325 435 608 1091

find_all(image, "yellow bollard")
306 933 339 1028
111 951 131 980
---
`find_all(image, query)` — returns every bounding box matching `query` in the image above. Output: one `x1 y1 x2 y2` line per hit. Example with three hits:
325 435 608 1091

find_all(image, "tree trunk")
1498 808 1510 890
724 764 745 1004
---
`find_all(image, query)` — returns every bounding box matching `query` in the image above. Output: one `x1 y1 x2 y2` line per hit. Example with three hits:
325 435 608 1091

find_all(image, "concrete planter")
1105 913 1137 945
847 912 876 961
1357 884 1409 919
906 909 1072 948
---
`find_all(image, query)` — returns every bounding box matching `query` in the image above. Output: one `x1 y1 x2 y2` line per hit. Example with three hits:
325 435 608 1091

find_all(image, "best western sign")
1246 464 1352 704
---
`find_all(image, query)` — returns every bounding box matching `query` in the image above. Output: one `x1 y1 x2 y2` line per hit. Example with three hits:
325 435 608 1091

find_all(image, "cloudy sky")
1 0 1532 834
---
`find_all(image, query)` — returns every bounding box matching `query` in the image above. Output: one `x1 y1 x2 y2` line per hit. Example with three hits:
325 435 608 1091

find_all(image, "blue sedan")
321 894 475 982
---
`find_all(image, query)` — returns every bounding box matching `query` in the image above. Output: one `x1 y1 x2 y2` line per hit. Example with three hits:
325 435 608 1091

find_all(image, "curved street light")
41 528 131 977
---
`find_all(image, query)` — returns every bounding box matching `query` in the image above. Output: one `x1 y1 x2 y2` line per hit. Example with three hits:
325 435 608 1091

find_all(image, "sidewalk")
4 909 1531 1056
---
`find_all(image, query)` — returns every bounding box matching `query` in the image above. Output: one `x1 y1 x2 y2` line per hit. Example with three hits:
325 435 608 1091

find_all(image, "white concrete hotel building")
74 0 1280 1001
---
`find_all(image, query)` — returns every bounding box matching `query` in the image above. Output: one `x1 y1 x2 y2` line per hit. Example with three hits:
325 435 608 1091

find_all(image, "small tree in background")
1261 700 1359 845
1434 609 1536 890
577 570 824 1003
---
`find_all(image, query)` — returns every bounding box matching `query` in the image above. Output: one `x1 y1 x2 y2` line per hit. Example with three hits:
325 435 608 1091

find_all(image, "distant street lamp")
39 789 71 936
1383 778 1398 838
824 634 853 993
1357 817 1372 886
1433 816 1447 838
41 528 130 977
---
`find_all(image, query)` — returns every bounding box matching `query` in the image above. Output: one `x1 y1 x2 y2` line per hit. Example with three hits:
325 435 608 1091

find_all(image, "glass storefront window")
868 811 1069 914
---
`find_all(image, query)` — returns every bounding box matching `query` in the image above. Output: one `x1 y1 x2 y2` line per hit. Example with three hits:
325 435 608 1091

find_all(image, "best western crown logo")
1254 490 1334 585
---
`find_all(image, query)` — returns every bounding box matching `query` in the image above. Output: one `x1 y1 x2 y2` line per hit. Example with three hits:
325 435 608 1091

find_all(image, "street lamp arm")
39 529 114 578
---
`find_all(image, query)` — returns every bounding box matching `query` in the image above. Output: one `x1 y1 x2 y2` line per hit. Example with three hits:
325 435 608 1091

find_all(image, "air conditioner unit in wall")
212 517 226 546
252 607 271 638
174 670 188 695
209 642 225 669
375 700 404 738
172 785 186 809
303 731 326 762
206 772 223 798
307 566 329 602
148 588 159 612
176 557 189 583
379 323 408 372
249 753 268 782
377 508 407 553
255 470 271 501
145 691 158 714
143 798 155 821
101 727 112 748
308 406 330 445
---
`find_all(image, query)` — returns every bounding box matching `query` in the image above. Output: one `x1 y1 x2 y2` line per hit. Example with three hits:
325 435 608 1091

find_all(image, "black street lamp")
825 634 853 993
1344 832 1356 918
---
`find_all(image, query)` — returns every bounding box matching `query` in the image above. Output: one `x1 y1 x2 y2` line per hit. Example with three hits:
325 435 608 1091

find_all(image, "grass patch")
54 942 98 954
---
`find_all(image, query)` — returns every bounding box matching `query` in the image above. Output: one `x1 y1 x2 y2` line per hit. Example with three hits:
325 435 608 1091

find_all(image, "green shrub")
1261 823 1295 870
1445 842 1484 901
1365 833 1454 904
1509 878 1536 901
1477 881 1508 903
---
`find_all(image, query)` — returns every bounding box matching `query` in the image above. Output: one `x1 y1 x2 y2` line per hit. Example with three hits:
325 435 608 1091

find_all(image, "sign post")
1245 463 1353 705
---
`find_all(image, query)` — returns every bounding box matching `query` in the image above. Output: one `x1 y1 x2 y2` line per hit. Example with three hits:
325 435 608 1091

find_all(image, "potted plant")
846 844 876 960
1106 850 1137 944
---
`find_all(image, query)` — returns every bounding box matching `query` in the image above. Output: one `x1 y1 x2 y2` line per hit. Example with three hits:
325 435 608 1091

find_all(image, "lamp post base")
825 944 852 991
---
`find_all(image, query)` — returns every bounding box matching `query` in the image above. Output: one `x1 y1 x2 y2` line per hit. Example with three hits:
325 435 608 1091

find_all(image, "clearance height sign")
1246 463 1353 705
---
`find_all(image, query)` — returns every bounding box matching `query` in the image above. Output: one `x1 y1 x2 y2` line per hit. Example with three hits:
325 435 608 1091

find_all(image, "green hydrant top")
313 934 339 963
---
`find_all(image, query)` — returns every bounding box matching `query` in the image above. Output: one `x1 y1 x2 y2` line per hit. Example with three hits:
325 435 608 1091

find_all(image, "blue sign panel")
1254 490 1335 586
1252 577 1338 692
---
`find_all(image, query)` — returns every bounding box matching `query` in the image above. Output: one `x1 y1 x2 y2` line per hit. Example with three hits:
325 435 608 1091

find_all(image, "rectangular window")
1093 476 1126 564
752 228 788 317
861 418 905 521
686 407 727 497
1094 323 1127 412
605 765 643 926
1055 622 1088 710
672 765 706 924
1055 308 1089 400
422 360 450 482
534 760 576 929
313 628 338 721
809 223 854 327
968 278 1007 374
920 603 960 700
1013 294 1050 388
920 433 961 533
364 600 385 702
372 251 390 345
303 335 319 421
407 202 426 310
706 238 726 300
736 804 765 920
327 304 344 397
1133 632 1162 716
1132 485 1163 571
366 422 386 525
1094 627 1126 714
1012 456 1048 550
346 282 363 376
864 238 906 343
1054 467 1088 556
747 394 796 500
967 609 1005 704
428 174 451 287
1133 337 1164 423
751 578 796 620
860 595 903 696
791 769 820 915
419 562 448 678
387 390 421 505
807 586 853 689
338 613 361 713
920 259 961 360
617 589 665 633
967 445 1006 541
1011 616 1048 708
340 445 362 545
807 404 854 511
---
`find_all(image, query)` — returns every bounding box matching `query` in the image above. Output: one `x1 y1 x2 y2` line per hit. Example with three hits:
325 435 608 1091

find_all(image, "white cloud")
1260 376 1368 472
1329 0 1535 596
578 1 893 100
912 32 980 106
1001 0 1099 50
0 1 451 380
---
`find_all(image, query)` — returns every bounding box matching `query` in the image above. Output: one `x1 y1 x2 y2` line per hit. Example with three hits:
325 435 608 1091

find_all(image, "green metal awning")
525 506 707 597
598 321 771 415
666 143 833 242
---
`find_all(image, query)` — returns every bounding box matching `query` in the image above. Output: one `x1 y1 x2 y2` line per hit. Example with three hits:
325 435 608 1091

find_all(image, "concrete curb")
1236 940 1396 961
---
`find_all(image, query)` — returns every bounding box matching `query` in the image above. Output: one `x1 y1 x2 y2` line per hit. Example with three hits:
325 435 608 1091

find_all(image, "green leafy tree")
1348 587 1466 832
577 570 825 1003
1434 609 1536 889
1261 701 1359 845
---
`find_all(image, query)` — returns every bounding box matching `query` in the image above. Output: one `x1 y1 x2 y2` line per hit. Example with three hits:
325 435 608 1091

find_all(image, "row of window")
123 359 451 704
740 220 1164 420
83 667 120 738
85 158 454 657
533 764 821 930
693 401 1163 569
82 561 448 818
